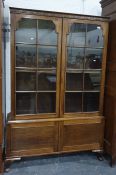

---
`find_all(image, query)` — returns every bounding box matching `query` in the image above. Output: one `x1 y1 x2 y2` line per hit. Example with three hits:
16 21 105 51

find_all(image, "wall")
4 0 102 117
5 0 101 15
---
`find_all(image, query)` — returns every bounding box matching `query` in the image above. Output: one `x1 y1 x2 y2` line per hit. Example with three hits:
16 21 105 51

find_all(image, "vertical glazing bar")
82 24 88 112
36 19 38 114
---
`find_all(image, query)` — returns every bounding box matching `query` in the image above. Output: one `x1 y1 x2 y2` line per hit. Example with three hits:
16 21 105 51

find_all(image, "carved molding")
100 0 116 8
10 8 109 22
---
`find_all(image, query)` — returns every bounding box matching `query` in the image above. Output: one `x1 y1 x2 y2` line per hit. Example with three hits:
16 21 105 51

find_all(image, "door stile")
60 19 69 117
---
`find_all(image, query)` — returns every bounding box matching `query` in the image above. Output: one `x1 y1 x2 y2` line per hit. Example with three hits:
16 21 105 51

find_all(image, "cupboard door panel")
7 121 59 157
59 118 104 152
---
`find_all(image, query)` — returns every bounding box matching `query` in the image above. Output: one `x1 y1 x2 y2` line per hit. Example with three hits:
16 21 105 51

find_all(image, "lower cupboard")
6 117 104 159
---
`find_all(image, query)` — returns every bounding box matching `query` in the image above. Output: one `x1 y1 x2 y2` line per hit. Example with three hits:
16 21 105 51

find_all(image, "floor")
4 152 116 175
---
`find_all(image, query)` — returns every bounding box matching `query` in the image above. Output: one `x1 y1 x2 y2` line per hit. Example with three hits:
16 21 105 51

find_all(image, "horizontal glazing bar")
66 69 101 73
66 46 104 49
16 91 56 93
16 67 56 72
16 42 58 47
65 91 100 93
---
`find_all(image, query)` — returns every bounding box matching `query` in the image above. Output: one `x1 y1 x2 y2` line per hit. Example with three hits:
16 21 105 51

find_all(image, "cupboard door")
12 15 62 119
6 121 59 158
59 117 104 152
60 19 107 117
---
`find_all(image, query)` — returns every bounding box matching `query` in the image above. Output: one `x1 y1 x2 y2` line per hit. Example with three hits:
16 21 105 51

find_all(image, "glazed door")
11 15 62 120
60 18 108 117
58 18 108 153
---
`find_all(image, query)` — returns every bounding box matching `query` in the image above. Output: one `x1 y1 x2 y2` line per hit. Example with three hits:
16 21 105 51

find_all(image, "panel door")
60 18 108 117
6 120 59 157
59 117 104 152
11 14 62 120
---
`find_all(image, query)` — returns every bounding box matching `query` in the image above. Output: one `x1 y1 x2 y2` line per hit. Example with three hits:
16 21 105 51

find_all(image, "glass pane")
86 24 103 48
16 45 36 67
16 18 36 44
38 19 57 45
83 92 100 112
67 23 86 47
65 93 82 112
37 93 56 113
84 73 101 91
67 48 84 69
38 46 57 68
85 49 102 69
16 72 36 91
38 72 56 91
16 93 36 114
66 73 83 91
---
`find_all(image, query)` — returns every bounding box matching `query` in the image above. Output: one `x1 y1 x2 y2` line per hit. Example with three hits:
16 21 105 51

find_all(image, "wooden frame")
6 8 109 160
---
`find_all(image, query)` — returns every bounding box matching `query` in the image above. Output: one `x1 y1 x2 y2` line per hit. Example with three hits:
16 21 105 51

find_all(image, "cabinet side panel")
104 21 116 163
